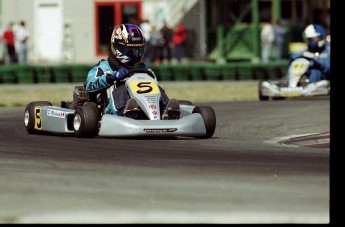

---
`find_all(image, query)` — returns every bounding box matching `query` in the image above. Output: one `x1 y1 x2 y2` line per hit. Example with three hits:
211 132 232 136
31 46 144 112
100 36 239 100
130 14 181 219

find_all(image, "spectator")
160 20 173 63
2 22 17 63
140 19 152 62
274 19 286 61
149 25 162 65
0 22 5 64
15 20 30 64
260 21 275 63
172 20 187 63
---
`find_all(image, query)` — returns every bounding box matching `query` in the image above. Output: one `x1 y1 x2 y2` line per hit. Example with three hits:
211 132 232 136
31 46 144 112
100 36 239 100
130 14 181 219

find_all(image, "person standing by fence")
274 20 286 60
140 19 152 62
260 21 275 63
149 25 162 65
0 21 5 64
160 20 173 63
16 20 30 64
2 22 18 63
172 20 187 63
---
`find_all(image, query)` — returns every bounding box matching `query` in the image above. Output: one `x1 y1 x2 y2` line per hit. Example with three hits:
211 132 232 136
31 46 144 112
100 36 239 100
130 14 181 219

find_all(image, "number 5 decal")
129 81 159 94
34 107 42 130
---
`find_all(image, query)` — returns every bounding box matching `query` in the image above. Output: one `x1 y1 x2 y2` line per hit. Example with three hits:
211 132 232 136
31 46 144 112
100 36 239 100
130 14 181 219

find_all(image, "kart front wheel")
272 96 286 100
192 106 216 139
24 101 52 134
73 103 99 138
258 80 269 101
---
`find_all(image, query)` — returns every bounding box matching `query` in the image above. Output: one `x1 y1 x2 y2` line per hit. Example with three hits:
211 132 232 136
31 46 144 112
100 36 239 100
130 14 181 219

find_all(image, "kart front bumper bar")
99 114 207 137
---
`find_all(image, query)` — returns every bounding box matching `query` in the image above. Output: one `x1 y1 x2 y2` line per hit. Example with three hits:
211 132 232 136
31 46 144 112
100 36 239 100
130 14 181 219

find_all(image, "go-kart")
24 68 216 138
258 55 330 101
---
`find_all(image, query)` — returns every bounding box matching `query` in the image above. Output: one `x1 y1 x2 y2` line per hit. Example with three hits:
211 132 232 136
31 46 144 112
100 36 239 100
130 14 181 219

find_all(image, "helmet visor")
307 37 320 43
116 44 145 59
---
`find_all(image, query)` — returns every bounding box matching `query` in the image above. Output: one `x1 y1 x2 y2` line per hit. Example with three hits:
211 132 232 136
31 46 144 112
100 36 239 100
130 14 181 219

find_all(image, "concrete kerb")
264 132 330 150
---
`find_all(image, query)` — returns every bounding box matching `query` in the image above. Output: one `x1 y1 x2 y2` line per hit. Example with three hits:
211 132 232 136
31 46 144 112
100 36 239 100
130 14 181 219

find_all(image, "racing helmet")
110 23 145 68
303 24 326 53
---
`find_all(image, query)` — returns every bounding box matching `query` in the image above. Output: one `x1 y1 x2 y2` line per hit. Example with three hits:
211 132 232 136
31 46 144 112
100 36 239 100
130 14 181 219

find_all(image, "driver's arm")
316 55 330 75
85 60 116 92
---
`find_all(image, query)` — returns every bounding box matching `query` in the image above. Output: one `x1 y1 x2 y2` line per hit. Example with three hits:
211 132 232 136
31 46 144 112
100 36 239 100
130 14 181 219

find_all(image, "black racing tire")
24 101 52 134
127 68 156 79
272 96 286 100
178 100 193 105
327 81 331 96
192 106 216 139
73 102 99 138
258 80 269 101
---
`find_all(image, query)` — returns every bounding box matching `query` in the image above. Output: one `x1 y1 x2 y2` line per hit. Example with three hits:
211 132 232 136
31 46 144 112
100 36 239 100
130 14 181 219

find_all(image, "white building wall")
1 0 36 63
62 0 95 63
0 0 200 64
0 0 129 64
142 0 171 29
34 0 64 63
0 0 98 64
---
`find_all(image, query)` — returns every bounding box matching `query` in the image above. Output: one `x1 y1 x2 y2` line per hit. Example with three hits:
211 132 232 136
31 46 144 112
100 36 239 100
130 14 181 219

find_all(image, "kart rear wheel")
73 102 99 138
326 81 331 95
24 101 52 134
258 80 269 101
192 106 216 139
272 97 286 100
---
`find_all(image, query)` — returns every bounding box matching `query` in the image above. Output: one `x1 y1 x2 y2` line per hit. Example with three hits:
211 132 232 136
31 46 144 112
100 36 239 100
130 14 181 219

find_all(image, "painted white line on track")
14 210 329 224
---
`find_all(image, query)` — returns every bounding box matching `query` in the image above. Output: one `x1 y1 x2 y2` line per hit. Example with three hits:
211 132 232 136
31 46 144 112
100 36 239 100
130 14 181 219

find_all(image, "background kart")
258 56 330 101
24 69 216 139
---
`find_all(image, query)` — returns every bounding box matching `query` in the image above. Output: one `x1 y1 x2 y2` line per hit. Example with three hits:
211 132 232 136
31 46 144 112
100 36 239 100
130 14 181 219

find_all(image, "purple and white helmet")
111 23 145 68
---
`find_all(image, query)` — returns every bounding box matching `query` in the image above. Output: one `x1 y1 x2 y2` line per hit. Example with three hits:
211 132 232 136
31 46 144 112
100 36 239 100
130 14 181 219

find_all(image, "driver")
84 23 179 119
290 24 330 83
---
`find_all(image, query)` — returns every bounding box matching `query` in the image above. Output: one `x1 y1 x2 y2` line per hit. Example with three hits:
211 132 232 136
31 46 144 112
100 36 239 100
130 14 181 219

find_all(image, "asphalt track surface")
0 97 330 224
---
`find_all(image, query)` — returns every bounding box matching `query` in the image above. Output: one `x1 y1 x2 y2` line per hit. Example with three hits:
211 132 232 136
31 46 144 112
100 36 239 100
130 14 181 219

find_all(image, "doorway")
34 0 63 62
95 1 142 56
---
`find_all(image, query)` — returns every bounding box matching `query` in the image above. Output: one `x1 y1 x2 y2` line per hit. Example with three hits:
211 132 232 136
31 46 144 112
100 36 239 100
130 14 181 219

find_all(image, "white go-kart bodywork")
24 69 217 138
259 57 330 100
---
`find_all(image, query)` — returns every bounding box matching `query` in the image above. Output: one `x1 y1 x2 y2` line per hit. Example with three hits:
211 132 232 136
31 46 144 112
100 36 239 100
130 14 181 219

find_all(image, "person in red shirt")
172 20 187 62
2 22 18 63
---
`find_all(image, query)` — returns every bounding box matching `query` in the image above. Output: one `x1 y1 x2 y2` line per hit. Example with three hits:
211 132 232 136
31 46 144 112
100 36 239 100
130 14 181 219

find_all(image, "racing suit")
289 45 330 84
85 57 169 116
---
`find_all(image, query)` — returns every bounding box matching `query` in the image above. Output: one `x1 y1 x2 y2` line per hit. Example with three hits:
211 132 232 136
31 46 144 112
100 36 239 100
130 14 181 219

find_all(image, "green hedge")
0 61 289 84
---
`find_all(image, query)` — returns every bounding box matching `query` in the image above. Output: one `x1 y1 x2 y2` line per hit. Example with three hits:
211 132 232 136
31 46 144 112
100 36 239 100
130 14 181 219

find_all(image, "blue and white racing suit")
85 59 168 115
289 46 330 84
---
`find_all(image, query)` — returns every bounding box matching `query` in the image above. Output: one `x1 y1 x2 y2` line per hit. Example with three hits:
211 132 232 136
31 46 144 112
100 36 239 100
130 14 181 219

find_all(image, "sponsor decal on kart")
288 58 309 77
152 110 158 118
280 87 303 96
149 104 157 109
144 96 157 103
144 128 177 133
47 109 66 118
34 107 42 130
129 81 159 95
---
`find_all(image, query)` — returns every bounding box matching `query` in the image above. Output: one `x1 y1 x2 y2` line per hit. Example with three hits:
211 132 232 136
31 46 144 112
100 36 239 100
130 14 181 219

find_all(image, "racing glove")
111 68 129 81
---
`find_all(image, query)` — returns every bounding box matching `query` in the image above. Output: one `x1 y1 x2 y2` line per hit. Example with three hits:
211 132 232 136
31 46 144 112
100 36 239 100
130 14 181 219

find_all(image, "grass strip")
0 81 259 107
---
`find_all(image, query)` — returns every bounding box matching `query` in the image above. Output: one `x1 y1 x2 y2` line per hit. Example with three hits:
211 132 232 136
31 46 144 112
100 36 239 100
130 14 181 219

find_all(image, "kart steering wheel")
126 68 156 79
